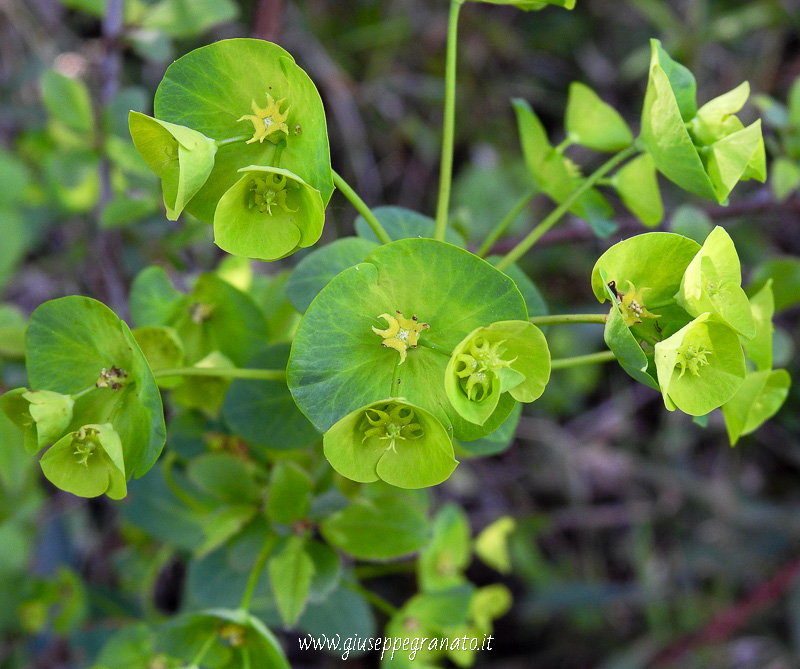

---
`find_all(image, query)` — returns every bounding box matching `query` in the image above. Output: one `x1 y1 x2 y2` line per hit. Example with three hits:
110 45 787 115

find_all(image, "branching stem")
496 145 639 271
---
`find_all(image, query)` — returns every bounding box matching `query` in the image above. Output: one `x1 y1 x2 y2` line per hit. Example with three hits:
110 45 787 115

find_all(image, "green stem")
217 135 251 147
332 169 392 245
550 350 617 370
416 339 453 357
343 580 399 617
476 189 536 258
555 136 574 153
240 537 275 612
529 313 607 326
190 632 217 667
496 145 639 271
272 139 286 167
71 386 97 400
434 0 464 242
154 367 286 381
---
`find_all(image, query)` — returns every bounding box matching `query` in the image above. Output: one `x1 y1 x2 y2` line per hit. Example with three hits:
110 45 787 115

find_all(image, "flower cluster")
593 227 789 443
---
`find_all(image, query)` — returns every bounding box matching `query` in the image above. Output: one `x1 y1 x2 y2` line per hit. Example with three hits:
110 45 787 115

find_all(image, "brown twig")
651 554 800 667
252 0 286 43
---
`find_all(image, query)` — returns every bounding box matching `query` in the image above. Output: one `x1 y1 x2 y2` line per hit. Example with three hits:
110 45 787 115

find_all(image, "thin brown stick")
651 554 800 667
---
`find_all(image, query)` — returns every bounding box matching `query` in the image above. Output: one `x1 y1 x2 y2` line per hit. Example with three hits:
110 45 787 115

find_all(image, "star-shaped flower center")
237 94 290 145
371 310 430 364
617 280 661 327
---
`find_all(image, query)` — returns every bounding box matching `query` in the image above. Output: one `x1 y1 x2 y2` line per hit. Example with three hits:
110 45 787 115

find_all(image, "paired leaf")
676 226 755 338
445 320 549 425
39 423 127 500
654 313 745 415
324 398 457 489
214 165 324 260
26 296 165 478
611 153 663 227
288 238 528 442
154 38 333 222
0 389 74 453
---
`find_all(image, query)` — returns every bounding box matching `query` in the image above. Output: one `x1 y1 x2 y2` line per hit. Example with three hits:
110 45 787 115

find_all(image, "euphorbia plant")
1 0 792 666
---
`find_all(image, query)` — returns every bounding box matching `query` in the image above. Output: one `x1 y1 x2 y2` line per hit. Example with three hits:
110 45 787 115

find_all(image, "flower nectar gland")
372 311 430 364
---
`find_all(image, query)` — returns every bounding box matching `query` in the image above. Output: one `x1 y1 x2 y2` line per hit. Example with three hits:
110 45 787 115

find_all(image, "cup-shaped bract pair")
0 388 74 453
23 296 165 493
640 39 766 204
288 238 530 487
324 398 457 489
39 423 127 500
214 165 325 260
654 313 745 415
675 226 755 338
128 112 217 221
444 321 550 425
148 38 333 260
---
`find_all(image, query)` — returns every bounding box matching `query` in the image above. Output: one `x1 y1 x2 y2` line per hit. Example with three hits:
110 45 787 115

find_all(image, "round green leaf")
285 237 378 314
39 423 127 500
456 401 521 457
154 38 333 222
214 165 325 260
744 279 775 371
565 82 633 152
319 485 430 561
26 296 166 478
128 111 217 220
287 239 528 441
323 398 457 489
654 313 745 415
721 369 791 445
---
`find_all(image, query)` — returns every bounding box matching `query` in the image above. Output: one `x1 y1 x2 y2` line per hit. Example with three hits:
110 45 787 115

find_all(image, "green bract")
610 153 663 227
721 369 790 445
0 388 74 453
444 320 550 425
214 165 324 260
565 82 633 152
25 296 165 480
592 231 700 341
153 38 333 223
288 238 528 443
640 39 765 203
324 398 457 488
128 111 217 220
39 423 127 500
513 98 614 235
744 280 775 371
654 313 745 415
676 226 755 338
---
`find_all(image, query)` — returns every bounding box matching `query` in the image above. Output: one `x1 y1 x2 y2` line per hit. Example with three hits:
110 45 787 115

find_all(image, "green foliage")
2 2 796 667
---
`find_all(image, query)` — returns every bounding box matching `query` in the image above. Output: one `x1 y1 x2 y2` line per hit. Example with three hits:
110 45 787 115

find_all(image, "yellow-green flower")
238 94 290 144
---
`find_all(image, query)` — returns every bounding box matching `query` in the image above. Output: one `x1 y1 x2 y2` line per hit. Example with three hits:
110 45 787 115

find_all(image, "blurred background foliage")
2 0 800 667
